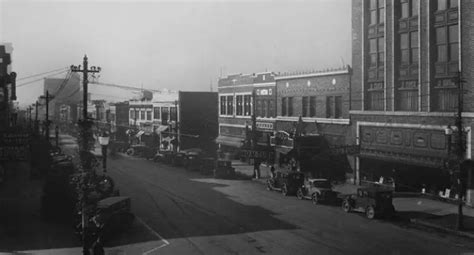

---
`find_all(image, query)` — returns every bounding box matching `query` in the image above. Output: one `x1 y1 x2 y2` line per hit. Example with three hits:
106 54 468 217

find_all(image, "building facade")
216 72 276 159
274 67 352 180
351 0 474 201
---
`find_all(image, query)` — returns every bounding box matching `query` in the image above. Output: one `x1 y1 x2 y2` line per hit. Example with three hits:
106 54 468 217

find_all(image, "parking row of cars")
266 170 396 219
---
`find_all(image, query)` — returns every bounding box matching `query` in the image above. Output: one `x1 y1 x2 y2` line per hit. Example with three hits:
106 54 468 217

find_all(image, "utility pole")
39 91 53 141
252 89 260 178
453 70 466 231
175 100 179 152
35 100 39 135
70 55 101 255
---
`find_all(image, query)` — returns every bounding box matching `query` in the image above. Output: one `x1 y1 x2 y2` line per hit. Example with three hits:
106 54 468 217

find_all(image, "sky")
1 0 352 106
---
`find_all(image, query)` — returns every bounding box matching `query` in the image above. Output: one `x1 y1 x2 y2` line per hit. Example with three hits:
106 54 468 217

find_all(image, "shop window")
335 96 342 118
140 110 145 120
153 107 160 119
282 97 287 116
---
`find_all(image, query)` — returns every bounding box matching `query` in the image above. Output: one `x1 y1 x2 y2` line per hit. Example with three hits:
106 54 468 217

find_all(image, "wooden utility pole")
35 100 39 134
453 71 466 230
39 91 53 141
70 55 101 255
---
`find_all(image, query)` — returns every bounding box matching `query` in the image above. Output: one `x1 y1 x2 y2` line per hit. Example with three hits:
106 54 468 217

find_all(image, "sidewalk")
233 162 474 239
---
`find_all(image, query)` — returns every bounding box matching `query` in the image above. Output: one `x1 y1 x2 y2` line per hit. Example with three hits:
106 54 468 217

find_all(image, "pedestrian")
254 160 261 179
270 165 276 178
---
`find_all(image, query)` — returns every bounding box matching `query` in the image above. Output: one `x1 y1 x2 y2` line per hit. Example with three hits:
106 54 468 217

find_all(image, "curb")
409 218 474 239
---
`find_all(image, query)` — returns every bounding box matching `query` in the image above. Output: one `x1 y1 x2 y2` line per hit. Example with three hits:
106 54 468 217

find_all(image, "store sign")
0 132 30 161
270 131 294 148
256 122 273 130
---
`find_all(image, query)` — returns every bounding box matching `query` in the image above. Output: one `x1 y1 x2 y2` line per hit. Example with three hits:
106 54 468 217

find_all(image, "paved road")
100 152 474 255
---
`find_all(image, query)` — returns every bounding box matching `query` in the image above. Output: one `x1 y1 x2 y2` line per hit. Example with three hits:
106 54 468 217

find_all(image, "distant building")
274 67 352 179
216 72 277 159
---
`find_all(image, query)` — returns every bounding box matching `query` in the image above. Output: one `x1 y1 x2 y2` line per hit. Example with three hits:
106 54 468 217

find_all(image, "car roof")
357 187 392 193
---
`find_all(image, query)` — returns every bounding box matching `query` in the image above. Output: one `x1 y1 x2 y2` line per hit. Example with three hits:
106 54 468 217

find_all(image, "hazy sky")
1 0 351 106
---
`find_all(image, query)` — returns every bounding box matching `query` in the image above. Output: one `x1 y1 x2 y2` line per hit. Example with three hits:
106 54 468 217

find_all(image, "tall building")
351 0 474 201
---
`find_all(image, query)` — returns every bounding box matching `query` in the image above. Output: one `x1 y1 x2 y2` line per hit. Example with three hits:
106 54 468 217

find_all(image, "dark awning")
215 136 243 148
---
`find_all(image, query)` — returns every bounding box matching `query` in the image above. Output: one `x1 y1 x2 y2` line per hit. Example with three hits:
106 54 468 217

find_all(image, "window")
401 0 418 18
244 95 252 116
437 0 447 10
436 25 458 63
135 110 139 120
367 82 384 110
146 110 152 121
449 24 459 61
399 32 418 65
335 96 342 118
282 97 287 116
267 99 273 118
154 107 160 119
369 0 384 25
309 96 316 117
378 37 384 66
227 95 233 115
170 107 177 121
236 95 243 116
130 109 135 119
161 107 169 124
326 96 333 118
436 27 447 62
302 96 308 117
288 97 294 116
369 39 377 67
220 96 226 115
140 110 145 120
262 100 267 118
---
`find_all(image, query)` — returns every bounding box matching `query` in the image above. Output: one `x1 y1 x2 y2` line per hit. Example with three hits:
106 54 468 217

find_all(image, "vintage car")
214 160 235 178
341 187 395 219
266 171 305 196
296 178 337 204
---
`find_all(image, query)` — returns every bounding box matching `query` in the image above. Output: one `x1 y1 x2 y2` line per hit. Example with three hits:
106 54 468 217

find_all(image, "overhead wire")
16 67 69 81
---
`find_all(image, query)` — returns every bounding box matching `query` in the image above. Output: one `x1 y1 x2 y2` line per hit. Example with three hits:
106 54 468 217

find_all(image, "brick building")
216 72 276 159
274 67 352 180
351 0 474 201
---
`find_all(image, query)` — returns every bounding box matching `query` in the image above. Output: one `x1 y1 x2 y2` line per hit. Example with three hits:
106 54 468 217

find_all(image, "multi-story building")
109 101 129 142
274 67 352 180
351 0 474 201
216 72 276 159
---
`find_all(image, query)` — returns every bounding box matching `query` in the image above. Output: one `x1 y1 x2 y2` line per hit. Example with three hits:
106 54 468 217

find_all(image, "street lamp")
98 131 110 174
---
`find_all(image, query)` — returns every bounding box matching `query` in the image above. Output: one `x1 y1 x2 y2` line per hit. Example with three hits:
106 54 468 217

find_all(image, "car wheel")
342 200 351 212
266 181 272 191
366 206 375 219
282 185 288 196
296 188 304 200
312 193 319 205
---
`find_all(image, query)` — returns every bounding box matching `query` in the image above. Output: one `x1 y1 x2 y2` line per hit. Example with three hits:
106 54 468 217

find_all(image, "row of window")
366 0 459 112
129 107 177 121
281 96 343 119
220 95 252 116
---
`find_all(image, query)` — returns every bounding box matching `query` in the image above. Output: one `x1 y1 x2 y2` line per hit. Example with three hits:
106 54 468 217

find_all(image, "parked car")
296 178 337 204
266 171 305 196
341 187 395 219
214 160 235 178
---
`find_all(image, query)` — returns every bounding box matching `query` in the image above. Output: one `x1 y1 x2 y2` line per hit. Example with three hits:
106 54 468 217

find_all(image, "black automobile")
266 171 305 196
342 187 396 219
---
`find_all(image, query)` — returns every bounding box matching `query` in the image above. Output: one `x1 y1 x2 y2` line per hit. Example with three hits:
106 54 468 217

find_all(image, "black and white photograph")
1 0 474 254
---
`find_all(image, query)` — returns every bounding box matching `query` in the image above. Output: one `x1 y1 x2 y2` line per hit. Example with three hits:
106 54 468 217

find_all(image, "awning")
155 125 169 134
215 135 243 148
136 130 145 137
275 146 294 155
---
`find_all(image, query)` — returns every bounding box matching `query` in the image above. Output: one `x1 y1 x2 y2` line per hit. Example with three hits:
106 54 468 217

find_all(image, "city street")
99 152 474 254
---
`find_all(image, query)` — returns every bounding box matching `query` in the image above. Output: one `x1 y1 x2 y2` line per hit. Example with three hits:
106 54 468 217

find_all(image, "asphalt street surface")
102 153 474 255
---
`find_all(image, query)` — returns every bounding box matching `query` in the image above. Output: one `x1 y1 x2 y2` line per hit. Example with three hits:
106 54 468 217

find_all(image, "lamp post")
98 131 110 174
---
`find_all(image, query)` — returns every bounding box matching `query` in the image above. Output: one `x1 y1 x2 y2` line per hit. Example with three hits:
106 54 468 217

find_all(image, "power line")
17 67 69 81
17 69 69 88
